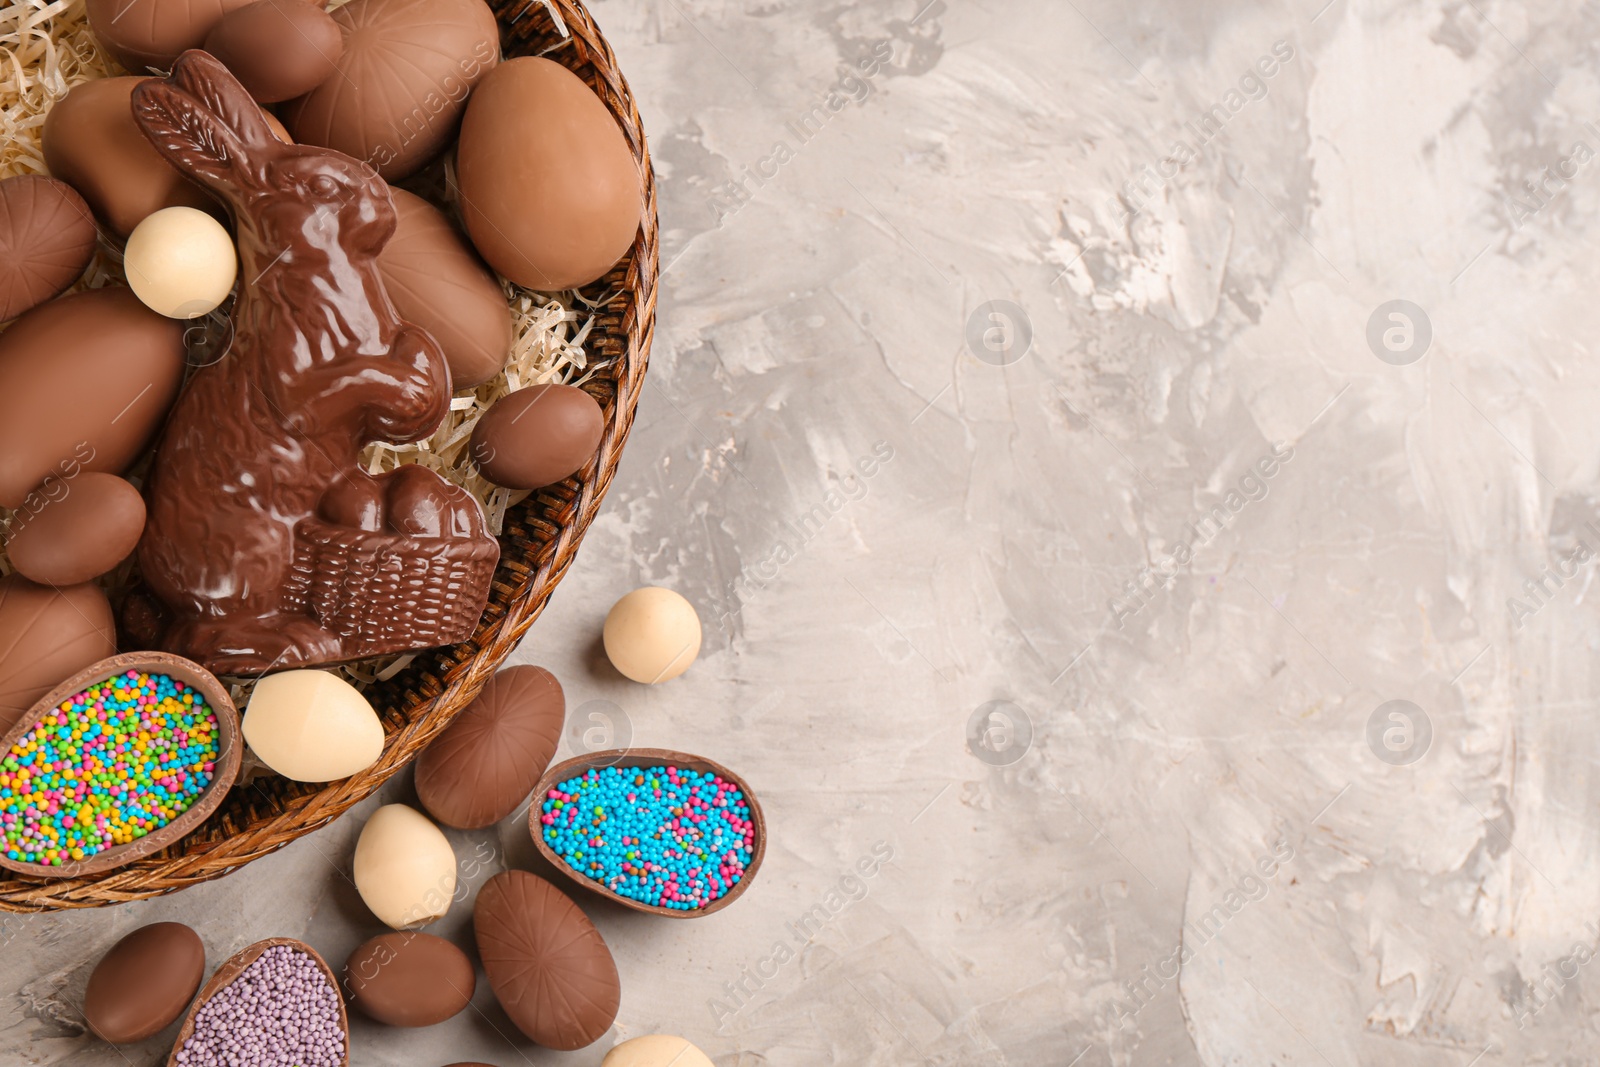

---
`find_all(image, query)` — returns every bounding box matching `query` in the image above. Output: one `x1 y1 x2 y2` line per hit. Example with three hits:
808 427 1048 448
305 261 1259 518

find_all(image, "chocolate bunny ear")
131 50 276 195
167 50 280 150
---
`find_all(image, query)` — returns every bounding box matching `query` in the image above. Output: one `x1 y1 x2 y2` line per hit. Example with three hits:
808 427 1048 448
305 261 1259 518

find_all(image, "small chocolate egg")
6 472 146 586
281 0 499 180
319 470 386 531
475 870 619 1050
415 666 564 830
602 1036 715 1067
0 576 117 733
469 384 604 490
242 670 383 782
43 76 217 237
124 206 237 318
0 176 96 322
0 287 185 509
87 0 255 72
83 922 206 1043
344 931 475 1027
354 804 457 930
457 57 641 291
602 587 701 684
378 190 511 389
204 0 343 103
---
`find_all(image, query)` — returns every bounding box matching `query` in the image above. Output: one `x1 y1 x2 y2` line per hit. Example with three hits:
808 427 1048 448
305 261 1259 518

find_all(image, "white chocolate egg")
602 1035 715 1067
602 587 701 684
353 804 457 929
123 206 237 319
242 670 383 782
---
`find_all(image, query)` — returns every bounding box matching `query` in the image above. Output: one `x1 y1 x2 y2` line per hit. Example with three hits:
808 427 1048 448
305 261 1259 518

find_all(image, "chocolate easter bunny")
131 51 498 674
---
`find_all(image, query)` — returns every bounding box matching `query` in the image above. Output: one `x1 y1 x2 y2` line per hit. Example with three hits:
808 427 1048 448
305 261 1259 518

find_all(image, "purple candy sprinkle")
174 945 345 1067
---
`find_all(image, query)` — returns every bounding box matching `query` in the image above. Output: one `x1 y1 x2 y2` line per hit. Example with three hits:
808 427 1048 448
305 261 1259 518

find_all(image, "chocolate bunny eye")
309 174 342 197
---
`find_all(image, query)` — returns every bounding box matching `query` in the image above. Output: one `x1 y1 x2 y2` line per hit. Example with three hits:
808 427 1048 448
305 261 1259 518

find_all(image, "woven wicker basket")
0 0 656 910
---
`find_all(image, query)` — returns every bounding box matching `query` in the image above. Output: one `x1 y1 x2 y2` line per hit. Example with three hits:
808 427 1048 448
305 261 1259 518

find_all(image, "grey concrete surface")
8 0 1600 1064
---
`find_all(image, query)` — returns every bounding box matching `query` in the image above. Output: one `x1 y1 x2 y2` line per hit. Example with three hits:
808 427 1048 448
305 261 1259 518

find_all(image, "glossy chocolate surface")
129 51 496 674
83 922 205 1043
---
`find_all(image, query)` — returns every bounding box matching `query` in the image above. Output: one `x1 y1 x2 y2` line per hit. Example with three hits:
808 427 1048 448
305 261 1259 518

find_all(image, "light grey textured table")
6 0 1596 1064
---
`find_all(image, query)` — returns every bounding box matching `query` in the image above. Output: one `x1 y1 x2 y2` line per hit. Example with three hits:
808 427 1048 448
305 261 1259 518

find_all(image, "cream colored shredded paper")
1 0 598 692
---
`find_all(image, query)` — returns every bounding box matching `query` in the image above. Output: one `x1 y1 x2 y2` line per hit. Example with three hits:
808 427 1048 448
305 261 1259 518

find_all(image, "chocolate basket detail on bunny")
129 50 499 675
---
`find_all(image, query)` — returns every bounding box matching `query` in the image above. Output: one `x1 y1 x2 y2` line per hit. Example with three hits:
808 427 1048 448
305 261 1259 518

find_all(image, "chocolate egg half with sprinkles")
168 938 348 1067
0 652 240 878
530 748 766 919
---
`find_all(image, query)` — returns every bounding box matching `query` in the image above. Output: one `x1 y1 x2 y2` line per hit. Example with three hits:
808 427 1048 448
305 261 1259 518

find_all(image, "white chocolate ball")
123 206 237 318
242 670 383 782
353 804 457 929
602 587 701 684
602 1035 715 1067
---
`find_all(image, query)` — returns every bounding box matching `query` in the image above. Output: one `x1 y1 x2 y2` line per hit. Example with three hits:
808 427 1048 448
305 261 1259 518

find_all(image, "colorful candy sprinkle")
0 670 218 866
540 764 756 910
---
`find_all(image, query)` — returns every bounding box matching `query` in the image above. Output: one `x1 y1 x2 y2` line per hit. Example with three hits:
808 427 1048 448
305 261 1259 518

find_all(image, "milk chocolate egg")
204 0 343 103
0 287 185 509
354 804 457 929
43 76 216 237
344 931 475 1026
83 922 205 1043
378 190 511 389
469 384 604 490
475 870 619 1049
415 666 564 830
0 176 96 322
457 57 641 291
87 0 255 72
0 575 117 733
281 0 499 180
6 473 146 586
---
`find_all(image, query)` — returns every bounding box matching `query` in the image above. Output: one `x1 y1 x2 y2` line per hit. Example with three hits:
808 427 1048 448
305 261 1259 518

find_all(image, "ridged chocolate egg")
0 176 96 322
415 665 564 829
281 0 499 180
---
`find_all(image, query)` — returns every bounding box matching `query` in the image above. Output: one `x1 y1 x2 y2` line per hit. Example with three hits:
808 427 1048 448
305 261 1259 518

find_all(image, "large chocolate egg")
469 384 605 491
415 665 564 829
6 473 146 586
0 287 185 509
42 76 214 237
344 931 475 1026
0 575 117 734
83 922 205 1043
281 0 499 181
378 190 511 390
0 176 96 322
474 870 620 1050
87 0 255 73
457 57 641 291
204 0 343 103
